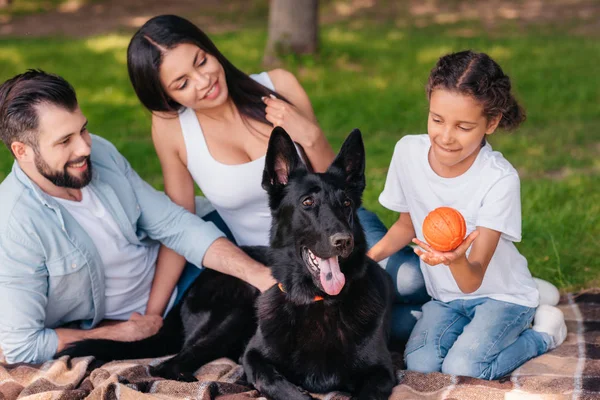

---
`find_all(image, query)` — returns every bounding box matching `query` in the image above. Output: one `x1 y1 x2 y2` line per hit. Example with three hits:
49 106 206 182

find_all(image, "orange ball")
422 207 466 252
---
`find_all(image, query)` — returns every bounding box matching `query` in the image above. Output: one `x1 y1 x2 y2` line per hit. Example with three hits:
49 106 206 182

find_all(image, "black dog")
242 128 395 399
56 128 396 399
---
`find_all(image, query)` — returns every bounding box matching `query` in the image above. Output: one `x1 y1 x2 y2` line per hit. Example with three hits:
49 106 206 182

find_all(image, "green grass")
0 19 598 292
0 0 95 17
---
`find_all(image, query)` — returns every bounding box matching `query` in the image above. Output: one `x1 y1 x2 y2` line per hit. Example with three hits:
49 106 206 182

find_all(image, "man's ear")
10 141 33 162
262 126 304 190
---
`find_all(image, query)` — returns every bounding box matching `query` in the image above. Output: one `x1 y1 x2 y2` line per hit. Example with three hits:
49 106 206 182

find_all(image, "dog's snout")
330 233 353 255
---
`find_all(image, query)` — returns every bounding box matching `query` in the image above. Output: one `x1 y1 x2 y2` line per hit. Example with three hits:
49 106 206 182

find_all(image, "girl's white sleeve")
378 140 410 213
477 173 522 242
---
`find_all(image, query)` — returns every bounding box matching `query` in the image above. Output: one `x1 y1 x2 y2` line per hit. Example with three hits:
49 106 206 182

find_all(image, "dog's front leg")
243 348 315 400
151 358 197 382
353 365 395 400
152 308 255 382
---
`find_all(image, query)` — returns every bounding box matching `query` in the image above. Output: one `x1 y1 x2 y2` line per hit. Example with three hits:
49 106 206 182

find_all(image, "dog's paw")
149 364 197 382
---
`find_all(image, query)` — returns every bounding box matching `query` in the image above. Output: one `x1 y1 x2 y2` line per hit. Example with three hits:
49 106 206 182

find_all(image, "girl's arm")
413 226 501 294
145 114 196 316
264 69 335 172
447 227 500 293
367 212 415 262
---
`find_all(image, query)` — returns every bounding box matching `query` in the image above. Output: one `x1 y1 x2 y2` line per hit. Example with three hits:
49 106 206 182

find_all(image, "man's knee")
385 247 428 302
395 259 425 297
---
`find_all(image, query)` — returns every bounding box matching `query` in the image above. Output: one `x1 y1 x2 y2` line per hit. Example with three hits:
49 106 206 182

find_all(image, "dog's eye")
344 199 351 207
302 197 314 207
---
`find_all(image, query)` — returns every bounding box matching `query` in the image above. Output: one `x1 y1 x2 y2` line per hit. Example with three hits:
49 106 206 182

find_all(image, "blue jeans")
175 208 429 343
404 297 550 379
357 207 430 342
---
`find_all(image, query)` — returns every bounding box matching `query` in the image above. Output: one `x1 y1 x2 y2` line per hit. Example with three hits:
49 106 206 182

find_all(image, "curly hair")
426 50 526 131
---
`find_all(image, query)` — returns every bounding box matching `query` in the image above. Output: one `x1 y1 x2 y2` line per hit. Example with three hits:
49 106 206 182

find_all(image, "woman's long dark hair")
127 14 287 126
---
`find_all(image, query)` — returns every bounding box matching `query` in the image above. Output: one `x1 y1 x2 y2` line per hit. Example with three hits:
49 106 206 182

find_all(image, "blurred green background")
0 0 598 291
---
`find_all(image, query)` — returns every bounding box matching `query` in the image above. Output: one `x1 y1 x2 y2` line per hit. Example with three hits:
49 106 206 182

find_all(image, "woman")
126 15 556 341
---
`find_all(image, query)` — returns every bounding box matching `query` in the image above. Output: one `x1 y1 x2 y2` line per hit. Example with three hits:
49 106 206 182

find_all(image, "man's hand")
119 312 163 341
55 312 163 353
250 266 277 293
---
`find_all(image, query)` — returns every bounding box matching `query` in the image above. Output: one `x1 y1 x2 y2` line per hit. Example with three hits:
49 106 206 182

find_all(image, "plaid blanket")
1 292 598 400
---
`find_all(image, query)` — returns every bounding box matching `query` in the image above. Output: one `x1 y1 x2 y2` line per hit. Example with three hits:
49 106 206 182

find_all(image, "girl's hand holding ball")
414 207 479 266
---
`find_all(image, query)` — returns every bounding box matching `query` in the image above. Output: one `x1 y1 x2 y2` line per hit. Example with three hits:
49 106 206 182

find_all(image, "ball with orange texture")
422 207 466 252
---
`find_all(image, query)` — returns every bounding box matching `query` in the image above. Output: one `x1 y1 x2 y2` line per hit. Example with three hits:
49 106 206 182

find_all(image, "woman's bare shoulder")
266 69 303 94
151 111 185 153
152 112 181 136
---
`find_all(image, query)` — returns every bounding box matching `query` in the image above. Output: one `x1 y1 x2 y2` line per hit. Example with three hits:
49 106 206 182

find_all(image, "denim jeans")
356 207 430 342
404 297 550 379
176 208 430 343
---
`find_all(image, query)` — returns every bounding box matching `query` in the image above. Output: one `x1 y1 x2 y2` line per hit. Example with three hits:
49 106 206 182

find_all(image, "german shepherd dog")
57 128 396 399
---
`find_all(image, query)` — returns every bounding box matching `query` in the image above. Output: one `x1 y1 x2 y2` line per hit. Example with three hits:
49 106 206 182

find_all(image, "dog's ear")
262 127 304 190
328 129 366 193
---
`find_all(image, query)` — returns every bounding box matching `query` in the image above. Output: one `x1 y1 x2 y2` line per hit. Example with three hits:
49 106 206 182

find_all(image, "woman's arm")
265 69 335 172
367 212 415 262
145 114 196 316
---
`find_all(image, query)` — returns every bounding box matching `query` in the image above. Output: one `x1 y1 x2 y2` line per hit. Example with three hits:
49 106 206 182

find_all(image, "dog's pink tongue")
318 256 345 296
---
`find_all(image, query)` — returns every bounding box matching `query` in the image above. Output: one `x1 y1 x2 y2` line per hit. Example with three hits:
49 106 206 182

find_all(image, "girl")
126 14 428 340
368 50 567 379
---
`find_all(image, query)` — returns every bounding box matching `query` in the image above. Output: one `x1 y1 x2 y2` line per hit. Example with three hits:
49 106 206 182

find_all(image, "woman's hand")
262 94 321 146
412 230 480 266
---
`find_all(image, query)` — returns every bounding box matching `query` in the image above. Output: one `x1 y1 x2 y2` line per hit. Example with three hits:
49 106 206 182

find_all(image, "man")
0 70 275 364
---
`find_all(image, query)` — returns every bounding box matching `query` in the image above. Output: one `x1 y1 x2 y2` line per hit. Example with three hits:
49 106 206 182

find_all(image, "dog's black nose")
330 233 353 255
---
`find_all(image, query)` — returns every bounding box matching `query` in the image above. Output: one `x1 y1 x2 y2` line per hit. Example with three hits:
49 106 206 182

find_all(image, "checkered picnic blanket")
1 292 598 399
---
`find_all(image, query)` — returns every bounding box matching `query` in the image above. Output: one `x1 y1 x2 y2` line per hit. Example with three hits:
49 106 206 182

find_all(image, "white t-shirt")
379 134 539 307
54 187 176 319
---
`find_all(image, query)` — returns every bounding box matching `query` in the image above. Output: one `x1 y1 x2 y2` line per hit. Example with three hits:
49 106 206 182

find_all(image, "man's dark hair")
0 69 78 156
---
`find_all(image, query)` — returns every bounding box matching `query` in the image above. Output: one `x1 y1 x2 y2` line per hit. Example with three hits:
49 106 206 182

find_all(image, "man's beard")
34 151 93 189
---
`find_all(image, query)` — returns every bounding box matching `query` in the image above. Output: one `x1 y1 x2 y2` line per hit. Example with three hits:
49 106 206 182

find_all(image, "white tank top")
179 72 275 246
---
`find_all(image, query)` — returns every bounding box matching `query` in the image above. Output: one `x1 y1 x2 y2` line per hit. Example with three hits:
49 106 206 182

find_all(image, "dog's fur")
56 128 395 399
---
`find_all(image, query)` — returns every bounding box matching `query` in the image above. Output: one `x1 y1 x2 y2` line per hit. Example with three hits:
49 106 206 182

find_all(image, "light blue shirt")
0 135 224 364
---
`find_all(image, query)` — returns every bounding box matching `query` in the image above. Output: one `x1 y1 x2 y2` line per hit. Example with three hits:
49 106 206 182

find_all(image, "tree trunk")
263 0 319 66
